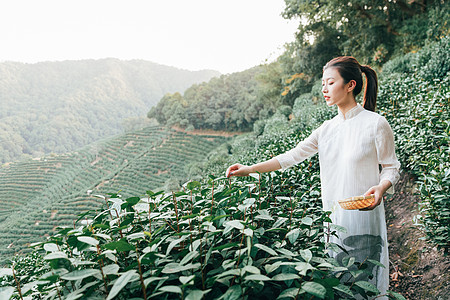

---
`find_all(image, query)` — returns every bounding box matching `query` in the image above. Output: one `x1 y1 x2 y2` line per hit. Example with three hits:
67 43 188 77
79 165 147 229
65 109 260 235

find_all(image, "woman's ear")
347 80 357 92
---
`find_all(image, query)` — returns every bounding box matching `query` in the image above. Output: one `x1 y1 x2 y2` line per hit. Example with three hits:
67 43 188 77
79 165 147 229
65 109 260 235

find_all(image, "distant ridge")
0 59 220 163
0 125 230 260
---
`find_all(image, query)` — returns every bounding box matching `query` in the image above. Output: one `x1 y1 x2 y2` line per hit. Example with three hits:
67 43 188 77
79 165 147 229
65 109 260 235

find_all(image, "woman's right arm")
226 122 322 178
226 158 281 178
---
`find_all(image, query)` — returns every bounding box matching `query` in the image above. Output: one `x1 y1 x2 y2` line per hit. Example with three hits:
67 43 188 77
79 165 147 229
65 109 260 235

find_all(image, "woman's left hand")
361 180 392 210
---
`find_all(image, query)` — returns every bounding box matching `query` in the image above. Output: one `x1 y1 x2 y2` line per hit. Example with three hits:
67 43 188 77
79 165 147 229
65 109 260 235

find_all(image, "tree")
282 0 449 67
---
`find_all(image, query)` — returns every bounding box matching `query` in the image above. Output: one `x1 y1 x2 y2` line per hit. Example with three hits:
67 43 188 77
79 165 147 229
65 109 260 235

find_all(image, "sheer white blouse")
275 104 400 296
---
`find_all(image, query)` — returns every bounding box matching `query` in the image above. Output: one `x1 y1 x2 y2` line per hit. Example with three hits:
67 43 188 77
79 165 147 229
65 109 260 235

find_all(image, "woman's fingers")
225 164 249 177
361 186 382 210
226 164 240 177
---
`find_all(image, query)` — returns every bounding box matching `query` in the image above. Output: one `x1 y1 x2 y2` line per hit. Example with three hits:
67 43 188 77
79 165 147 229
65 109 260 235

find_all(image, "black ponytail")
360 65 378 112
324 56 378 112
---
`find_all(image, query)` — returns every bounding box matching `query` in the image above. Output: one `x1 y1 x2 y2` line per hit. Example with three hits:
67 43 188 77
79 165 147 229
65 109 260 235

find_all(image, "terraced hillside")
0 126 230 260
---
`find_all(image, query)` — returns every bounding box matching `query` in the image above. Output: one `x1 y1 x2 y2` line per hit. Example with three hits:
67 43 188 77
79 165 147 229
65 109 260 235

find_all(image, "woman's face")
322 67 354 107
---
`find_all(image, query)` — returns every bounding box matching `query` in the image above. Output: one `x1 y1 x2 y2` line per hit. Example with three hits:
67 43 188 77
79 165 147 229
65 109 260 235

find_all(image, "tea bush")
0 176 404 299
378 36 450 252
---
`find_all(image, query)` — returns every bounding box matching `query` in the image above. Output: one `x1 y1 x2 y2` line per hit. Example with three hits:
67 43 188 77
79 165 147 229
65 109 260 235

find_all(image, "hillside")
0 59 220 163
0 125 231 261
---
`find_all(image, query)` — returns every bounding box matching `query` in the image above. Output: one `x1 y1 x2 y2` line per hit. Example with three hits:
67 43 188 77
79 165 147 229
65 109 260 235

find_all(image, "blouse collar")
338 103 364 120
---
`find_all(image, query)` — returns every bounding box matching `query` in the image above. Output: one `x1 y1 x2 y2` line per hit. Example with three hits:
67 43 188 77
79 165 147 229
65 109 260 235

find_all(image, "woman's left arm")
363 116 401 210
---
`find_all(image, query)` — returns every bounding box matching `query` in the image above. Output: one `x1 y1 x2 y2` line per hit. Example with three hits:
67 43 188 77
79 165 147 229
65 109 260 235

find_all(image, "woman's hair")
323 56 378 112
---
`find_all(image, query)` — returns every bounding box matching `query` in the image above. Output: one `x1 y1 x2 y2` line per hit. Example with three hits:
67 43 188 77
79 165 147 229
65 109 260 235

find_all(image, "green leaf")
102 264 120 275
61 269 101 281
272 217 288 228
301 217 313 226
245 274 271 281
243 228 253 237
106 270 138 300
276 248 295 257
294 262 315 276
225 220 244 230
127 233 145 240
387 290 407 300
333 284 353 297
166 236 188 255
301 281 327 299
104 240 135 252
354 281 380 294
179 275 195 285
144 276 168 286
186 289 211 300
299 249 312 262
265 261 281 274
181 213 200 220
187 181 201 191
254 243 277 256
125 196 141 206
272 273 300 281
44 252 68 260
342 256 355 268
277 287 301 299
286 228 300 244
161 262 201 274
212 242 240 251
329 224 347 233
219 285 242 300
159 285 182 294
367 259 386 268
243 265 260 274
180 251 199 266
77 236 99 246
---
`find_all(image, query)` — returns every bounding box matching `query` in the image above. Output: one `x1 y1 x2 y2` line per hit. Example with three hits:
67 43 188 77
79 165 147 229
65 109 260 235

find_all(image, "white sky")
0 0 299 74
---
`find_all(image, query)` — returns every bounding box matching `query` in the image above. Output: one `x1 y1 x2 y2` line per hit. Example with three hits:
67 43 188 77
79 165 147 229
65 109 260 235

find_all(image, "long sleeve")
375 116 401 193
274 125 320 171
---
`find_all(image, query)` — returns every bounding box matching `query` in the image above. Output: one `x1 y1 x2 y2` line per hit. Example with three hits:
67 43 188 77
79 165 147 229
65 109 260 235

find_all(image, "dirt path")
385 173 450 299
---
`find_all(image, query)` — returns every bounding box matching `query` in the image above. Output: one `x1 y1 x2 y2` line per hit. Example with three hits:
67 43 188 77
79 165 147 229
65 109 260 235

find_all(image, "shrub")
0 177 403 299
378 56 450 253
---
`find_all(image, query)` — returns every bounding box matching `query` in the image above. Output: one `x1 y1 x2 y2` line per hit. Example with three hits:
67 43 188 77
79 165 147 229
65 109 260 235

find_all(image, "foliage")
0 59 219 163
0 126 229 261
282 0 449 66
148 67 276 132
278 0 449 99
377 37 450 252
0 174 400 299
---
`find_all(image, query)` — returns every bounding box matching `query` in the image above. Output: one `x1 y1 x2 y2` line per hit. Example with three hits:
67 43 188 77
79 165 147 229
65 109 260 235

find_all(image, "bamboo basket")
338 194 375 210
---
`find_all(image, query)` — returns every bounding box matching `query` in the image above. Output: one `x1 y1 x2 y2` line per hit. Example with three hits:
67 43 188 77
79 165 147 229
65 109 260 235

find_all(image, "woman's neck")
337 100 358 117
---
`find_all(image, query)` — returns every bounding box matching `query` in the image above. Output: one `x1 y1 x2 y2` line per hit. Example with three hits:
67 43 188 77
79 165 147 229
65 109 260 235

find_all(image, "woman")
226 56 400 297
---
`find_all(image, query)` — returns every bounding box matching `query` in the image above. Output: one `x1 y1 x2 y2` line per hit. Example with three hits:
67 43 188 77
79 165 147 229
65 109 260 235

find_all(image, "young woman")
226 56 400 296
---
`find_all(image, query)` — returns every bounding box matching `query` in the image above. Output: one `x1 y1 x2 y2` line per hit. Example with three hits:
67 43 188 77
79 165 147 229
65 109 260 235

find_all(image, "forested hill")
0 59 220 163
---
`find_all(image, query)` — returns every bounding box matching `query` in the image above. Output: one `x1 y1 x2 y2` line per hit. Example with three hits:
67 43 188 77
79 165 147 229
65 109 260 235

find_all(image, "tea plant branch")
104 196 113 219
164 219 177 233
96 244 109 294
136 244 148 300
199 227 206 290
211 179 215 215
231 229 247 287
147 196 152 236
114 209 124 239
173 192 180 233
12 264 23 300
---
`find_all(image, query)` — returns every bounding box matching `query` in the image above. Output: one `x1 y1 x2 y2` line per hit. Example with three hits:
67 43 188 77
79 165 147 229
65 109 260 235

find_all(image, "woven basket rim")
338 194 375 204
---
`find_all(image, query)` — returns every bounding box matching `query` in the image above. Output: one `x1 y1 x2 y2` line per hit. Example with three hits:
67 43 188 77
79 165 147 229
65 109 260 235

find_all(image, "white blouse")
275 104 400 296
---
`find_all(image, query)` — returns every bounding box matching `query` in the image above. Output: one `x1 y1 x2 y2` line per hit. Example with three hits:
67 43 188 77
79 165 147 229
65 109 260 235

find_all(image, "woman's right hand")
225 164 252 178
